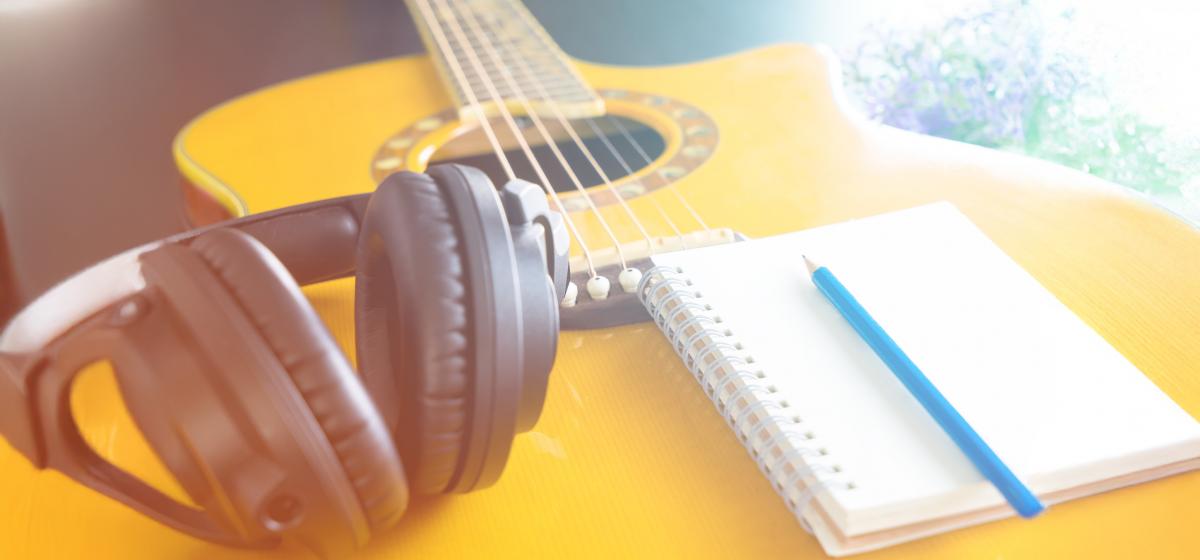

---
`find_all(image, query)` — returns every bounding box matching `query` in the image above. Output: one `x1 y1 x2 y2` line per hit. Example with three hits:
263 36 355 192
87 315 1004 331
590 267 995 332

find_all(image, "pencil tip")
802 254 820 275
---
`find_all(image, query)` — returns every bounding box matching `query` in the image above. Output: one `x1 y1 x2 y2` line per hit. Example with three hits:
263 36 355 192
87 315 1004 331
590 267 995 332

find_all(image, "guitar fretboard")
407 0 605 122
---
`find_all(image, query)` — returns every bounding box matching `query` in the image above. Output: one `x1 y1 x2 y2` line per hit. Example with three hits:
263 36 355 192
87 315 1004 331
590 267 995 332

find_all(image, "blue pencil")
803 255 1045 518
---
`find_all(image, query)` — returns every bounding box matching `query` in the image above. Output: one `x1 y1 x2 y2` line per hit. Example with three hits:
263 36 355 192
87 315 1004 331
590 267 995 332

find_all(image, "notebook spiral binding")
638 266 855 530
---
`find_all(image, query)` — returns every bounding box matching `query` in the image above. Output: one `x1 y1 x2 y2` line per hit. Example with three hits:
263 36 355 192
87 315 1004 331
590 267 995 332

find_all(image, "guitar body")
4 44 1196 558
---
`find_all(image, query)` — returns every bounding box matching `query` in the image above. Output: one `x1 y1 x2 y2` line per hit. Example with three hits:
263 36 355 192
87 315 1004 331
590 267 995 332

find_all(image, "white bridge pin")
618 268 643 293
561 281 579 307
586 276 611 300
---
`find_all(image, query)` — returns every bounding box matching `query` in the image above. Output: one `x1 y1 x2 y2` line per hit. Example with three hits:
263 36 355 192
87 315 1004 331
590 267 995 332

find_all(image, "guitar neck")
406 0 605 122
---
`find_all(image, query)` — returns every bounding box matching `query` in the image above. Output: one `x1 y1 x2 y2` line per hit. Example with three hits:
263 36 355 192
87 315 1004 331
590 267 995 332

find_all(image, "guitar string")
444 0 633 269
606 115 711 231
413 0 599 275
494 4 711 245
468 6 660 259
424 0 710 275
483 0 711 236
581 117 688 248
409 0 513 180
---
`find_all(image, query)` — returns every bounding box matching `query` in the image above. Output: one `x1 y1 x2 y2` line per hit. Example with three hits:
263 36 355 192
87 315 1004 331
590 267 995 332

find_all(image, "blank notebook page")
651 202 1200 536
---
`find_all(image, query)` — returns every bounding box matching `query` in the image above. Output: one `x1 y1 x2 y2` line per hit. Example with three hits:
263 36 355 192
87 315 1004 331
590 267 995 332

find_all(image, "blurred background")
1 0 1196 320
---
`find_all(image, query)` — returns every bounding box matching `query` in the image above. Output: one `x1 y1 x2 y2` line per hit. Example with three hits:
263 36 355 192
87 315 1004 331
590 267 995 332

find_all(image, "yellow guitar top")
3 32 1198 560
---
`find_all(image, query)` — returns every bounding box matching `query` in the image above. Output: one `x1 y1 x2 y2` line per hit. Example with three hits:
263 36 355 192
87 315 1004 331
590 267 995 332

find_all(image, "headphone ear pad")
355 172 472 495
189 228 409 530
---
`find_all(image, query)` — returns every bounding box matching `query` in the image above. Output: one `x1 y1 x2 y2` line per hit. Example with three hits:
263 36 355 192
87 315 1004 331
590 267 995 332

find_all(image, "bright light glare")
0 0 73 14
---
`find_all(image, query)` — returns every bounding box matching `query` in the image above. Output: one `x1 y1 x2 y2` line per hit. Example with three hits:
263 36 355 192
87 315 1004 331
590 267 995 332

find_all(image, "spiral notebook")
638 203 1200 556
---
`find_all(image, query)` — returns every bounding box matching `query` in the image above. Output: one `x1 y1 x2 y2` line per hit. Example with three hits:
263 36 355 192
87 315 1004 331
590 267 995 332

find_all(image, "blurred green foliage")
841 0 1199 196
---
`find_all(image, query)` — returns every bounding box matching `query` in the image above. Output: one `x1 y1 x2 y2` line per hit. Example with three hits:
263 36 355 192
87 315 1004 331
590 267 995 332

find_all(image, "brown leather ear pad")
190 229 408 530
355 172 471 495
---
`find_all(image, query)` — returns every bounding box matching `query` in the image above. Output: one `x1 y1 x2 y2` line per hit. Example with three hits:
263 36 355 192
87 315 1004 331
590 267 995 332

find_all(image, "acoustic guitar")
6 0 1197 558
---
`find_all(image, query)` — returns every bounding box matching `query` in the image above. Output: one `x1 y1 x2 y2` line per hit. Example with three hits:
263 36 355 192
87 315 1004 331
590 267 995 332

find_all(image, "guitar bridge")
560 228 743 330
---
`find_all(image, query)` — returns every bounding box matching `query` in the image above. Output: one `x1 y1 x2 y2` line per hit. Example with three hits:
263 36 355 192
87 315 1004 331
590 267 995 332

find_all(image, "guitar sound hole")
429 115 665 195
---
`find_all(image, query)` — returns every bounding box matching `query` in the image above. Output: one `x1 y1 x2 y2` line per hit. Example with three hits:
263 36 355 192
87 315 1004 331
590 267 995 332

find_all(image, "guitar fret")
448 70 583 92
409 0 604 119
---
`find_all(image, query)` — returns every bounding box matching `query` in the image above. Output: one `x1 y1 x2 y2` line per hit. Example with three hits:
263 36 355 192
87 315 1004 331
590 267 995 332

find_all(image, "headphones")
0 164 570 556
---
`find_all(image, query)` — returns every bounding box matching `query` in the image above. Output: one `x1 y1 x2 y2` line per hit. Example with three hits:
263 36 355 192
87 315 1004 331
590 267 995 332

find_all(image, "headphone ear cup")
185 229 410 533
355 172 473 495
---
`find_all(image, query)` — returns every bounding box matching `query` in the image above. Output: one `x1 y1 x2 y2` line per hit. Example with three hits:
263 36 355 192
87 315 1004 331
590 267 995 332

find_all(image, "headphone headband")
0 194 371 355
